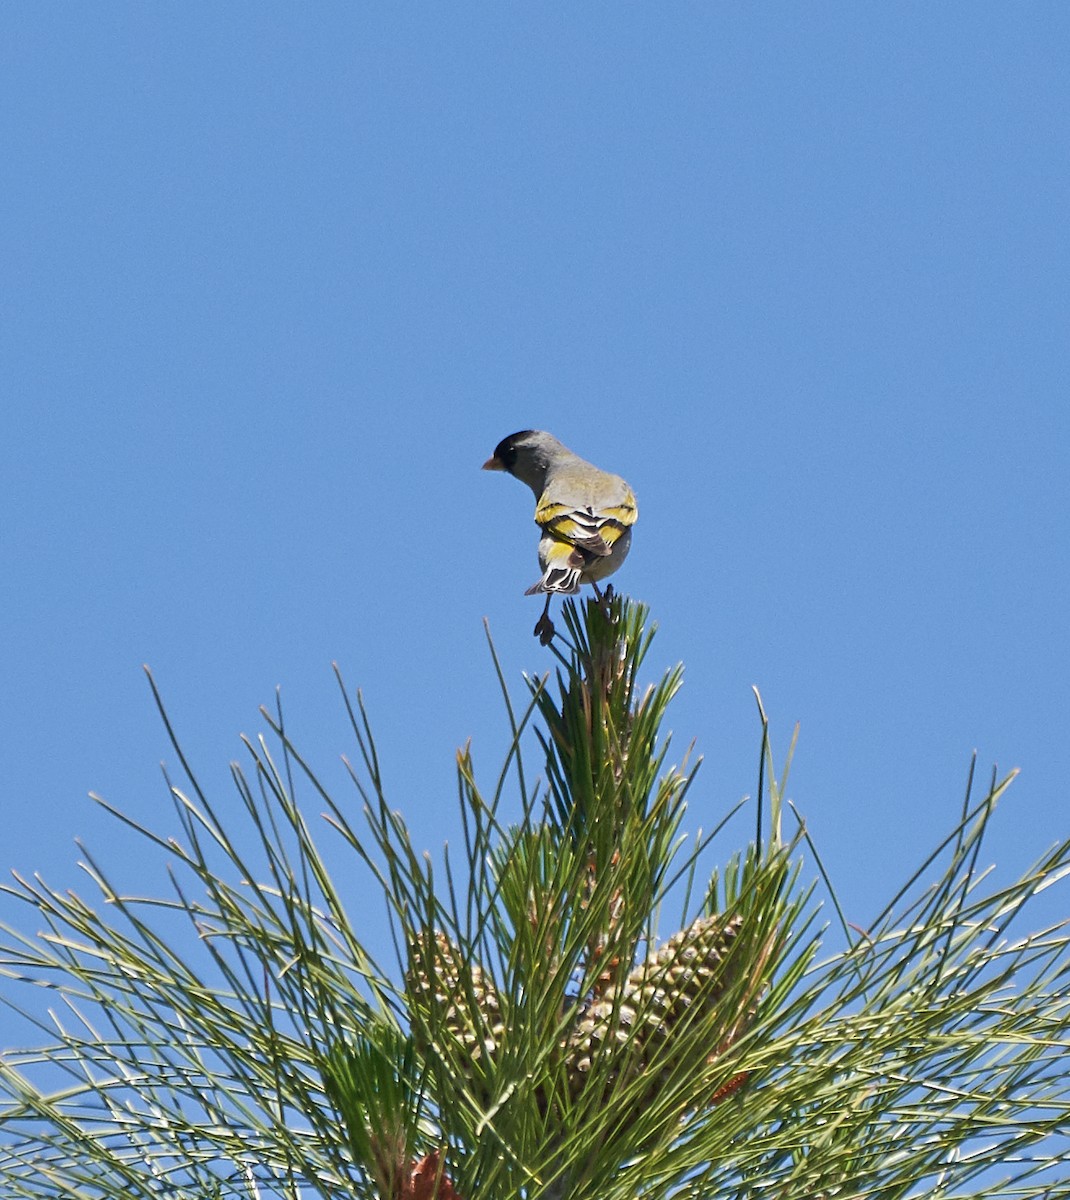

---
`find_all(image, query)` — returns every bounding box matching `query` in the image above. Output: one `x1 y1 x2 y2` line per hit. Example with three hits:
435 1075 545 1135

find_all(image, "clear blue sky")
2 6 1068 960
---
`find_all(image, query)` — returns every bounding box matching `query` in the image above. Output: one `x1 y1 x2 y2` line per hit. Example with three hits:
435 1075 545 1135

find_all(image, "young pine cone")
565 912 748 1104
407 932 505 1091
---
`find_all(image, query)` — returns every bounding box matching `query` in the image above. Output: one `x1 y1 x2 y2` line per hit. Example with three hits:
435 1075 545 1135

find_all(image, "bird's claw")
590 583 616 619
534 613 556 645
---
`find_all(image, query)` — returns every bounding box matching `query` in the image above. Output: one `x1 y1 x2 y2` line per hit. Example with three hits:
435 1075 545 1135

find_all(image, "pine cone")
407 932 504 1090
565 911 749 1104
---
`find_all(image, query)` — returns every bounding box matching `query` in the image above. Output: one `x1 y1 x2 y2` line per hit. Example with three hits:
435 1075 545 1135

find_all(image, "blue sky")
2 5 1068 964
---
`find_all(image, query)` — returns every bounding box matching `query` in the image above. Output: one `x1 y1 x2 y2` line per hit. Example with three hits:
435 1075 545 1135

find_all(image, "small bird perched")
482 430 638 643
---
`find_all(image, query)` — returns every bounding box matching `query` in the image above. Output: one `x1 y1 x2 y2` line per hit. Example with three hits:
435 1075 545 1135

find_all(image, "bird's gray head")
481 430 570 493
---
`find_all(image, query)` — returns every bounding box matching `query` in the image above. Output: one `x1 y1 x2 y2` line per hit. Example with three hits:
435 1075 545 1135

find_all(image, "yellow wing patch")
534 487 637 555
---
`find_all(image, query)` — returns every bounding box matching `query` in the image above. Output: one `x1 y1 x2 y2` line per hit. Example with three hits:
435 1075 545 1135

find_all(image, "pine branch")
0 597 1067 1199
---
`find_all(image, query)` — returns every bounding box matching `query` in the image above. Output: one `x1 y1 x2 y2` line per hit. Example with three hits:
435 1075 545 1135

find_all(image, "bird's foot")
534 612 556 645
590 583 616 619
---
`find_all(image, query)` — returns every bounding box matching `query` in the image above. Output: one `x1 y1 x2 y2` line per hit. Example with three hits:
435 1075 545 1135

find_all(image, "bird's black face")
492 430 536 472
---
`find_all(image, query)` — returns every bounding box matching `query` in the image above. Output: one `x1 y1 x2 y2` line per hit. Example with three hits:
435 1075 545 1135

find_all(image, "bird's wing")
534 485 637 556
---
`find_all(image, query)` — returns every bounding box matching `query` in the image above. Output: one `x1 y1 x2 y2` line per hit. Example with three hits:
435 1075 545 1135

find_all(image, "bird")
482 430 638 643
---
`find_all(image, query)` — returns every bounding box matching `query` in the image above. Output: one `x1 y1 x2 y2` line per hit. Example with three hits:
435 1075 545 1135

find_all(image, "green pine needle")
1 598 1067 1199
